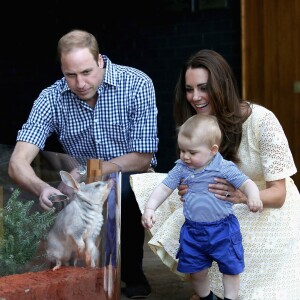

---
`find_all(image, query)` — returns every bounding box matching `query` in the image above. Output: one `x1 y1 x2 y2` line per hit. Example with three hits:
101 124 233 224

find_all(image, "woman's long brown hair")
173 49 250 164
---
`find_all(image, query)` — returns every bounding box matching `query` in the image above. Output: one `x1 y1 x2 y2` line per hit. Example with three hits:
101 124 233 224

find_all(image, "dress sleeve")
253 105 297 181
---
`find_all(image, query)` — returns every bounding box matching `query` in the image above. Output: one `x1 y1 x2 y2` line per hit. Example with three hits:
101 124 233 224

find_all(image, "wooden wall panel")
241 0 300 186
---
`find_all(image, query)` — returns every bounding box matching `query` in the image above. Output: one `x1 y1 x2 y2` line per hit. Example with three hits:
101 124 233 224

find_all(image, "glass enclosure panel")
0 144 121 300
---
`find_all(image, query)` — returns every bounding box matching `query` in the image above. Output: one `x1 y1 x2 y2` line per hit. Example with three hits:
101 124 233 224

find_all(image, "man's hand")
39 186 68 211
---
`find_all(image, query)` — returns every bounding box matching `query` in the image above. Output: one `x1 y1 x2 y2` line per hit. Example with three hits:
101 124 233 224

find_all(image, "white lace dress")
130 104 300 299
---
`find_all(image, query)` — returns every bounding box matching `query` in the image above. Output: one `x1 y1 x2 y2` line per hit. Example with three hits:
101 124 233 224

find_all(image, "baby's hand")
247 198 263 212
141 208 156 229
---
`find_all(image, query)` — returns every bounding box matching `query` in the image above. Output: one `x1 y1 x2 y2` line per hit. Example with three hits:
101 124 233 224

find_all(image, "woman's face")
185 67 214 115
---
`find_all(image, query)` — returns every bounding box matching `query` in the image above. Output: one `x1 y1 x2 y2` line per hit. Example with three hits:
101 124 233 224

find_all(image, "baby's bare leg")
223 273 240 300
190 269 210 297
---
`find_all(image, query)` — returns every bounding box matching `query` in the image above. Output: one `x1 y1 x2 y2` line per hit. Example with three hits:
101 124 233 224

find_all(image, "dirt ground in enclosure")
0 265 119 300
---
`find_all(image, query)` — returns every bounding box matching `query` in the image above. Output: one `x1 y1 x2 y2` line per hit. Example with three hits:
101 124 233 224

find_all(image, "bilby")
47 170 112 270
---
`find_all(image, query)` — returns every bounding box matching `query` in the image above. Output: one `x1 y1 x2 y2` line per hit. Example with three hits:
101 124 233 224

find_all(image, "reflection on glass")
0 145 121 300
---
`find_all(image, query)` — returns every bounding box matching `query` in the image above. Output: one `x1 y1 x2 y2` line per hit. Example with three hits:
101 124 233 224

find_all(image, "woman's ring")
225 192 230 197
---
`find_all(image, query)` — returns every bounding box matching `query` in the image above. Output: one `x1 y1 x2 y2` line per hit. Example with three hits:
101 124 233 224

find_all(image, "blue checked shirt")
17 55 158 166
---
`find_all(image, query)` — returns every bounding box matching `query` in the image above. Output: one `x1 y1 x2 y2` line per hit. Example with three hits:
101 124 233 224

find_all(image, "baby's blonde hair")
178 114 222 147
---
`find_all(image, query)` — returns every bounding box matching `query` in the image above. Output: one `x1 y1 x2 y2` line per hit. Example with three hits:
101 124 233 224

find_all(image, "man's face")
61 48 103 106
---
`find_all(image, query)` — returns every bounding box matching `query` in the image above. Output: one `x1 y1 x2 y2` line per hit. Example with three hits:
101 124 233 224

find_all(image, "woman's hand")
178 182 188 202
208 177 247 205
178 177 247 204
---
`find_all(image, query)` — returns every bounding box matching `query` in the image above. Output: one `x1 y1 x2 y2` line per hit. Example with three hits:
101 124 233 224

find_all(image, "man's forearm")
109 152 153 173
9 161 50 197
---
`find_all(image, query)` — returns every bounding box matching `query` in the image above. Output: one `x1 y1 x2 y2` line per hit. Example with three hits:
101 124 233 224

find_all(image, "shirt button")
191 175 195 178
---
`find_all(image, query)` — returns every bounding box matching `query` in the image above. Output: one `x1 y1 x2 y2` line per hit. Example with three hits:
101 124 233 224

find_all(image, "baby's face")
178 135 213 169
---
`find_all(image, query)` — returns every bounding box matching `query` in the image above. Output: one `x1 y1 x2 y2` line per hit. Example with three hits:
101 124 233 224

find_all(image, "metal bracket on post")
86 159 103 183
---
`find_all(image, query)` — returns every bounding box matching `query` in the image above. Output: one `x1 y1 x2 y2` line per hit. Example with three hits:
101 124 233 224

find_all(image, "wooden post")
0 186 3 240
86 159 103 183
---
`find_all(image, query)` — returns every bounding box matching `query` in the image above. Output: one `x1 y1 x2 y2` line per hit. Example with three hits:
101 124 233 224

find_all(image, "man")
8 29 158 299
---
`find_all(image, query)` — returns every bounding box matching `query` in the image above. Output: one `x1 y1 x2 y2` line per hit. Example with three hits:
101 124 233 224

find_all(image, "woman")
131 49 300 299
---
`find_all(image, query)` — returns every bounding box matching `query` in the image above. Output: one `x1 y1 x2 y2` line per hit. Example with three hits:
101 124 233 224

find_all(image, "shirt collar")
102 55 118 87
176 152 223 172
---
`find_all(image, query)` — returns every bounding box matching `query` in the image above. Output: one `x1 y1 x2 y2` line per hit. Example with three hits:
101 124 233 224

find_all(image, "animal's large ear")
59 170 81 191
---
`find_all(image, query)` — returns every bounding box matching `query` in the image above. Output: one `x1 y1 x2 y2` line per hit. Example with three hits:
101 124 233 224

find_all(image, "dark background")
0 0 241 173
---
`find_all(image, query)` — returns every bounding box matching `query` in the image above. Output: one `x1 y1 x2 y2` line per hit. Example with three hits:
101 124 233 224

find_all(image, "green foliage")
0 188 57 276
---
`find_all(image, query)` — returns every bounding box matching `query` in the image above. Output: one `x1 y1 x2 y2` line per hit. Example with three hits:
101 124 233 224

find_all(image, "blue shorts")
176 214 244 275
